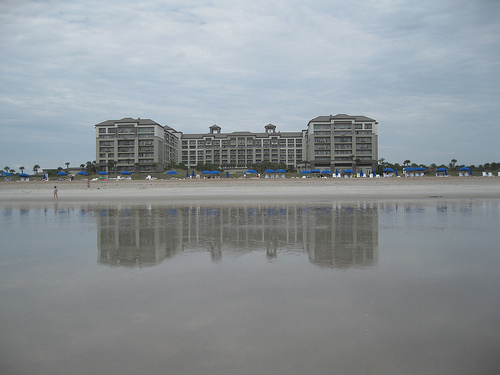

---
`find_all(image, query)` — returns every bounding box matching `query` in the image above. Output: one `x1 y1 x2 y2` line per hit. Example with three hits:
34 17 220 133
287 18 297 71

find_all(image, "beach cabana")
459 167 472 176
343 169 354 178
383 167 395 177
264 169 276 178
276 169 287 178
415 166 426 177
436 167 448 177
403 167 415 177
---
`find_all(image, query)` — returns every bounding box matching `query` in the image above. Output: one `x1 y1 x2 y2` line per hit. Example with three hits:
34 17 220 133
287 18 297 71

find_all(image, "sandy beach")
1 176 499 205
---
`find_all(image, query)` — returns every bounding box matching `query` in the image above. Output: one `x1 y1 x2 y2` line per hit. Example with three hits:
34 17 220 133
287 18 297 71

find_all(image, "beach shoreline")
1 177 499 206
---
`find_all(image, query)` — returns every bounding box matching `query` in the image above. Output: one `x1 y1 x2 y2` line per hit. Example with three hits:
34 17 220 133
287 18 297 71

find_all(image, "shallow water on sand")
0 200 499 375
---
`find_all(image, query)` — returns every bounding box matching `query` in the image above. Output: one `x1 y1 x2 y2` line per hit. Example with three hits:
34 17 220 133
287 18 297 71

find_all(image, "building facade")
305 114 378 174
95 118 180 173
179 123 305 169
95 114 378 173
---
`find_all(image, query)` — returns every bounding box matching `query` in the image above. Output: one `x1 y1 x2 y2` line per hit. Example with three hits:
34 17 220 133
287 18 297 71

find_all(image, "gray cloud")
1 0 499 169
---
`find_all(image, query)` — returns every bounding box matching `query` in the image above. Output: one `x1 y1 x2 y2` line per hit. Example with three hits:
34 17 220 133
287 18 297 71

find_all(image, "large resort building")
95 114 378 174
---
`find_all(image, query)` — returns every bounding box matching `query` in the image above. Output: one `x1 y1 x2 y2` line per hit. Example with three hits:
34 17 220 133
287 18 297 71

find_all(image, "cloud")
1 0 499 168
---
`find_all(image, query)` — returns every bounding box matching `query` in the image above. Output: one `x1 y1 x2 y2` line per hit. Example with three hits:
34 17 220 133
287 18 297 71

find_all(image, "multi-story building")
305 114 378 174
179 123 305 169
95 118 180 173
95 114 377 173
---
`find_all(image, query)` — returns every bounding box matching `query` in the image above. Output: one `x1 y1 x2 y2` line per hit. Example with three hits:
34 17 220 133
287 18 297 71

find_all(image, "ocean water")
0 200 499 375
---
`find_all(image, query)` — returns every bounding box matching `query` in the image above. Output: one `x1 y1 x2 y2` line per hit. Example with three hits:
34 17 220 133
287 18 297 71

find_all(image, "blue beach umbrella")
1 172 12 176
19 173 30 178
226 171 229 178
403 167 415 171
335 169 339 176
383 168 395 172
436 167 448 175
210 170 220 175
276 169 287 173
97 171 108 175
165 171 178 175
57 171 67 176
359 169 364 177
120 171 131 175
186 170 190 178
77 171 88 176
192 170 195 177
245 169 258 174
264 169 276 173
415 167 426 171
311 169 321 173
300 170 310 174
321 170 332 174
343 169 354 174
201 170 211 175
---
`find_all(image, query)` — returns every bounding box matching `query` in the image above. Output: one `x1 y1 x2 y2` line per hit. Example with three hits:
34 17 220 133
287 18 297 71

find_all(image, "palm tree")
65 162 70 172
107 160 117 174
4 166 10 173
80 164 85 170
403 160 411 167
450 159 457 169
33 164 40 175
20 166 25 173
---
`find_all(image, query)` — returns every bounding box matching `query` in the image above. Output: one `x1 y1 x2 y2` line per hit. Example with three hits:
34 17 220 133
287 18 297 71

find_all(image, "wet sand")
1 177 499 205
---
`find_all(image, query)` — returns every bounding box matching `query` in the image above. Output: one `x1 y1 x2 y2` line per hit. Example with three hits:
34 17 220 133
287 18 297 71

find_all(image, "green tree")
20 166 25 173
79 164 85 170
4 166 9 173
403 160 411 167
65 162 70 172
33 164 40 175
107 160 117 174
450 159 457 169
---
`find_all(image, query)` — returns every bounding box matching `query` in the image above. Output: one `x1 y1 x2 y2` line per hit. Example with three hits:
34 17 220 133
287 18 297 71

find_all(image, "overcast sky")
1 0 499 171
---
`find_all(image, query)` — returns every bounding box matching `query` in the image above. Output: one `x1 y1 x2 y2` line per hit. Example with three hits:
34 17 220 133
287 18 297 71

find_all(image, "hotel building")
95 114 378 174
306 114 378 174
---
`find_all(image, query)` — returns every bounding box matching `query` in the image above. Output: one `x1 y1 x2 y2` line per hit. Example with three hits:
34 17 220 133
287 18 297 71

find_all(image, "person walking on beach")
87 177 91 188
53 186 58 200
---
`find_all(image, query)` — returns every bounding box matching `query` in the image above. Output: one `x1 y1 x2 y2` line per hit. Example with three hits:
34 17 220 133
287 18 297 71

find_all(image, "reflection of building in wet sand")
97 203 378 268
305 204 378 268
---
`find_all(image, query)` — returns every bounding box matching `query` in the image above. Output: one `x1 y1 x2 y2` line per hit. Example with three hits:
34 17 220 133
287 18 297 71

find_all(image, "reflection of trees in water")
96 203 379 269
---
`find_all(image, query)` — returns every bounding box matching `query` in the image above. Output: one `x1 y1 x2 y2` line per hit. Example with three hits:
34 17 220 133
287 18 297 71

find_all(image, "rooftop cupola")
209 124 221 134
265 123 276 134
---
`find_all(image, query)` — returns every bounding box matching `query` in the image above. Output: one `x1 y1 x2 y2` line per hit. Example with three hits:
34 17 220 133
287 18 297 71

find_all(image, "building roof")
180 131 303 139
95 118 162 127
309 114 376 123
